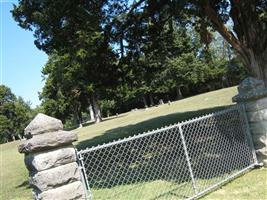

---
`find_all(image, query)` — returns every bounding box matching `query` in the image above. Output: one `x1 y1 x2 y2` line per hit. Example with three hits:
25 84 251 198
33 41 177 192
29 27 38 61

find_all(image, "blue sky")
1 1 48 107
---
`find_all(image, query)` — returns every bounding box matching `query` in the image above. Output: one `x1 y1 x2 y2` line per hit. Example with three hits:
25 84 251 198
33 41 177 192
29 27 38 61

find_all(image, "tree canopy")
123 0 267 82
10 0 256 127
0 85 33 143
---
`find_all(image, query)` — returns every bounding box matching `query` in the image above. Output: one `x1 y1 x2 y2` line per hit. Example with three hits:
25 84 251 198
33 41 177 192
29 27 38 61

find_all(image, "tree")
0 85 32 143
12 0 119 124
0 115 12 143
200 0 267 83
11 0 250 120
160 53 208 99
124 0 267 84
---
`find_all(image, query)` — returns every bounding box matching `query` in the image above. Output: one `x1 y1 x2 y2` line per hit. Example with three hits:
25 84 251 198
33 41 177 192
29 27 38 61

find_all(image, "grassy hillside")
1 86 266 200
76 86 238 149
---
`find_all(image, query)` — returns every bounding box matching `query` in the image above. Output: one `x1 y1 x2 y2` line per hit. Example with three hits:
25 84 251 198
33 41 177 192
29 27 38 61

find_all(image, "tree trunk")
176 86 183 100
17 134 22 140
74 103 82 127
88 103 95 122
149 93 154 106
183 85 190 95
92 94 102 123
78 111 83 128
202 2 267 85
243 48 267 85
142 95 148 108
74 107 83 128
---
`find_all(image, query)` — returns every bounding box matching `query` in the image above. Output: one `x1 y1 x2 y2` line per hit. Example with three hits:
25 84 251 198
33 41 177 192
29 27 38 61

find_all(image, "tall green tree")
124 0 267 84
156 53 208 99
12 0 119 123
0 85 32 143
11 0 250 119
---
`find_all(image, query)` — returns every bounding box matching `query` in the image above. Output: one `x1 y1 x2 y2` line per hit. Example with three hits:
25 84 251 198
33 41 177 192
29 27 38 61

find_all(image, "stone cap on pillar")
24 113 63 138
19 113 77 154
233 77 267 103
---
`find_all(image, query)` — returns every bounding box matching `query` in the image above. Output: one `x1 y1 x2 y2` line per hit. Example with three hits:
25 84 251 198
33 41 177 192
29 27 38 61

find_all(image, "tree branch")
201 2 241 51
128 0 146 15
200 1 257 74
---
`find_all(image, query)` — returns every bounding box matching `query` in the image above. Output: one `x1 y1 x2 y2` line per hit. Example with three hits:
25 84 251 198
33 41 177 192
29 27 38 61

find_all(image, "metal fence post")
76 149 92 200
239 104 259 165
178 124 198 195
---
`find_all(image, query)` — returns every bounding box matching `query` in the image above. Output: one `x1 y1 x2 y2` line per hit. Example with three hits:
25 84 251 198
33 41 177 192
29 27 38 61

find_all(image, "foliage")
100 100 116 117
0 85 32 143
125 0 267 81
11 0 253 124
154 52 208 93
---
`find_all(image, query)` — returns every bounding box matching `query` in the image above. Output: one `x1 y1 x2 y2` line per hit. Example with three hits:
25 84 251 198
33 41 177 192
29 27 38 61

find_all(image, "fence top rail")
77 104 240 154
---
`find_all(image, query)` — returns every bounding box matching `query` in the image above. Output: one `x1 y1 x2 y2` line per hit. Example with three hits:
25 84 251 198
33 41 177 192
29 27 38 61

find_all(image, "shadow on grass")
16 180 31 189
64 114 128 131
76 105 230 150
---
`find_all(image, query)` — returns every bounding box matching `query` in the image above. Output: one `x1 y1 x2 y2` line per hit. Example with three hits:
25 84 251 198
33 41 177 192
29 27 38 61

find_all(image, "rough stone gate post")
233 77 267 167
18 113 87 200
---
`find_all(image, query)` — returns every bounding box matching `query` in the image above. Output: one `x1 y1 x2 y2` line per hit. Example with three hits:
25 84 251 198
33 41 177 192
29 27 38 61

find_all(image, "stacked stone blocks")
18 113 86 200
233 77 267 166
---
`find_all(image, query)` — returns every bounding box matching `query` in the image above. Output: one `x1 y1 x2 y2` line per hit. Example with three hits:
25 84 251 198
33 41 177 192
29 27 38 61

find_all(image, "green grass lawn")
1 86 267 200
88 168 267 200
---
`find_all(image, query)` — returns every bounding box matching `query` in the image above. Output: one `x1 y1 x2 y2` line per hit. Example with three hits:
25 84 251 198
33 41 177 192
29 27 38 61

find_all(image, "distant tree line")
10 0 258 128
0 85 36 143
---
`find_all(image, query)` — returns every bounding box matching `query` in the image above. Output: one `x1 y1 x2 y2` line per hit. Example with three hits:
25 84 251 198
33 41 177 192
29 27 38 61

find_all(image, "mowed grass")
88 168 267 200
0 86 266 200
202 168 267 200
76 86 238 149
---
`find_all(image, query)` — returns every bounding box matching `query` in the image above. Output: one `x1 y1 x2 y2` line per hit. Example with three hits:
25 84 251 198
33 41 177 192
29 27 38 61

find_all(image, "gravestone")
233 77 267 166
18 113 87 199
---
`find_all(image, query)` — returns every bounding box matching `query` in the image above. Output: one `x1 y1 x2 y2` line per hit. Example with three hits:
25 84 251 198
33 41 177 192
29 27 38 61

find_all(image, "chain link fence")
77 105 258 200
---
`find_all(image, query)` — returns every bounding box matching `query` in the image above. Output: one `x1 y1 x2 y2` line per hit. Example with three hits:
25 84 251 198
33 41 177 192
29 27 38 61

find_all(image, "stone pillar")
233 77 267 166
18 113 87 199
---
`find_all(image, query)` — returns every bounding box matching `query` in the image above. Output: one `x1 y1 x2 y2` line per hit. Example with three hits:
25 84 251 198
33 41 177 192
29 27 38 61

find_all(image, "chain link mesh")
78 105 256 200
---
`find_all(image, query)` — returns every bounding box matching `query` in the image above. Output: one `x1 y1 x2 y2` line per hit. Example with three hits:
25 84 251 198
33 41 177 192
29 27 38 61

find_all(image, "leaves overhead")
10 0 261 124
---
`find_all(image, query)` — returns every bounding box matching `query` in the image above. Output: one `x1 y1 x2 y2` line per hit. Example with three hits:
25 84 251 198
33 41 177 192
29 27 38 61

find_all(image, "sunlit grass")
88 168 267 200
